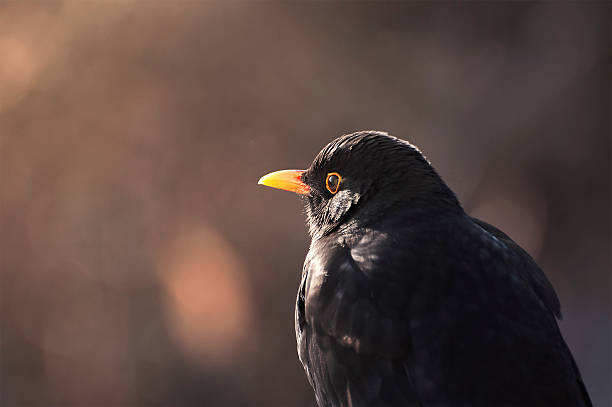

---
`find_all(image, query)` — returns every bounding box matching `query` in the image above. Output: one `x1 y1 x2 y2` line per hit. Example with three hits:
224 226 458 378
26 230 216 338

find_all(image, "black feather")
290 131 591 406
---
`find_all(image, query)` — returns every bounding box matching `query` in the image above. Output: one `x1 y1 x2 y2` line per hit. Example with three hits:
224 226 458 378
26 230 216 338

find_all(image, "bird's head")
259 131 459 237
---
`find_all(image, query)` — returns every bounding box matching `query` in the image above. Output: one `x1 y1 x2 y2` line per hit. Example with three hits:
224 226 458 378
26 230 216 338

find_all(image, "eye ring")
325 172 342 194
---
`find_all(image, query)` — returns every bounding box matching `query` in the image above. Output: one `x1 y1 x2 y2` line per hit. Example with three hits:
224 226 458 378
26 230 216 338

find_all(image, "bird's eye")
325 172 341 194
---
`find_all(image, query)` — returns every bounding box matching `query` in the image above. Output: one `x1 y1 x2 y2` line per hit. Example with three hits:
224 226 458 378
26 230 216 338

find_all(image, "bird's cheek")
324 190 360 223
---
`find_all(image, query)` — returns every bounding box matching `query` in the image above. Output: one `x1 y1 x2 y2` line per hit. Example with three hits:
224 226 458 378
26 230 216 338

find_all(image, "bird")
258 131 592 407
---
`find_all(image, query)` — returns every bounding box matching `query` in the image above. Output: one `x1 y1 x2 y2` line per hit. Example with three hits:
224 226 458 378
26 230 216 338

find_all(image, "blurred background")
0 1 609 406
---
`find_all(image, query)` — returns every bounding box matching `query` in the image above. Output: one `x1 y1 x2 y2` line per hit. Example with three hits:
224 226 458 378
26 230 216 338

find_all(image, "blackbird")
258 131 591 407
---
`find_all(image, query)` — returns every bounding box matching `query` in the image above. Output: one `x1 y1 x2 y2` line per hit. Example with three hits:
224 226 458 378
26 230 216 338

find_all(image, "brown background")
0 2 610 406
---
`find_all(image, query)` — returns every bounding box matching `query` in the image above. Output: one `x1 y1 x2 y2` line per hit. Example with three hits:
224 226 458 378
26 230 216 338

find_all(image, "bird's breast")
298 232 413 357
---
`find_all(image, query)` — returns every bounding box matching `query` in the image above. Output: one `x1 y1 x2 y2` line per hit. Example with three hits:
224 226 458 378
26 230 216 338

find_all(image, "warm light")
156 224 253 365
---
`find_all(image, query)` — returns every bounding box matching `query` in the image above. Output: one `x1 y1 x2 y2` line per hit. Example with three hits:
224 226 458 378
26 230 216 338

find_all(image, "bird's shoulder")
468 216 561 317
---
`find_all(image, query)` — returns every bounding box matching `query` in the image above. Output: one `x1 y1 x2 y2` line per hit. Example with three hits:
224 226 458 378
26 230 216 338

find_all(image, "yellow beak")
258 169 310 195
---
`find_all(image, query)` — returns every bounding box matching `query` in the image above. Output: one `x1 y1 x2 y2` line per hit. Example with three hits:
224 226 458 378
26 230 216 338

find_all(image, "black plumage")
263 131 591 406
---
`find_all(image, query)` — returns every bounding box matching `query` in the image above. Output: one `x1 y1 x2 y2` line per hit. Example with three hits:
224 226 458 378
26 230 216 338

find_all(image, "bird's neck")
332 197 464 240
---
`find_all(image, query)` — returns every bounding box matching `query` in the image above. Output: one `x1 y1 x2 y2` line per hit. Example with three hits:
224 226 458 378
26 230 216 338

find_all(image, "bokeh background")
0 2 609 406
